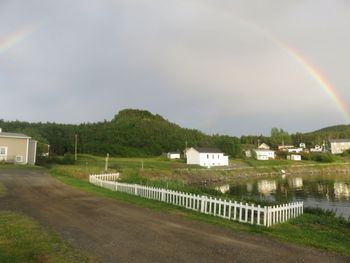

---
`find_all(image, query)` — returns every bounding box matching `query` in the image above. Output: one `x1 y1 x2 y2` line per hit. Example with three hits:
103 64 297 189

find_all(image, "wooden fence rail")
89 173 303 227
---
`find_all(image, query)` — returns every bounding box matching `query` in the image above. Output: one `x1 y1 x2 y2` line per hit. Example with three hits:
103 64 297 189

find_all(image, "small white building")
254 149 275 160
287 148 303 154
329 139 350 154
167 152 180 159
258 143 270 150
310 145 323 152
299 143 306 149
287 154 301 161
186 147 229 167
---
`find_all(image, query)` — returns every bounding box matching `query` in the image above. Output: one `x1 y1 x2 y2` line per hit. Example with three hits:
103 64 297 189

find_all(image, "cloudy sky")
1 0 350 136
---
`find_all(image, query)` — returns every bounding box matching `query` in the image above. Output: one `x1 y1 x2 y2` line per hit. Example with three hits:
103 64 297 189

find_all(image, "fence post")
200 195 206 213
134 184 138 196
264 206 268 227
161 189 165 201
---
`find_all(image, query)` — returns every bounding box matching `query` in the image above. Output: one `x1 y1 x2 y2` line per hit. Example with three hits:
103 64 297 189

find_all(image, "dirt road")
0 169 348 263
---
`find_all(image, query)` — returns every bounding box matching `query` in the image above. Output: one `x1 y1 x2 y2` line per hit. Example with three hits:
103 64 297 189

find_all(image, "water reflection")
289 177 303 189
214 174 350 218
215 184 230 194
257 180 276 195
334 182 350 200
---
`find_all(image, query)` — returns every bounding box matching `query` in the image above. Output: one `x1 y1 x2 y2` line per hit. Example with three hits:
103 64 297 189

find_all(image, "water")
214 174 350 218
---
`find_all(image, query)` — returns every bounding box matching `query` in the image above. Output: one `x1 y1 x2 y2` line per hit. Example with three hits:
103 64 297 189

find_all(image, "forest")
1 109 349 158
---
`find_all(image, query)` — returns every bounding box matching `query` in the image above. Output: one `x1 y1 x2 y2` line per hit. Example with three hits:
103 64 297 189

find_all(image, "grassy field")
49 162 350 256
0 211 96 263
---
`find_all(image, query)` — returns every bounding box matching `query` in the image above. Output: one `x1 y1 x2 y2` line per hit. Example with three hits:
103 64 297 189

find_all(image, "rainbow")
202 4 350 122
0 26 37 54
276 43 350 122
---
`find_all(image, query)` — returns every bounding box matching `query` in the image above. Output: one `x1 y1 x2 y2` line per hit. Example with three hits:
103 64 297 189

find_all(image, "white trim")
33 141 37 164
0 135 31 139
25 138 29 164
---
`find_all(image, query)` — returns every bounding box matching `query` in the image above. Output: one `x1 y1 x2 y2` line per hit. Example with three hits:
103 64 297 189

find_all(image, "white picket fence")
89 173 303 227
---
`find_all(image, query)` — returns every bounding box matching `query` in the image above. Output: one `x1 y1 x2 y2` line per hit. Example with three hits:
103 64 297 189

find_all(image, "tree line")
1 109 349 158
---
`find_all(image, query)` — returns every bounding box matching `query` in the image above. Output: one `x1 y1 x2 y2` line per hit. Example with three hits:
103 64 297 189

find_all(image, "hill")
0 109 241 157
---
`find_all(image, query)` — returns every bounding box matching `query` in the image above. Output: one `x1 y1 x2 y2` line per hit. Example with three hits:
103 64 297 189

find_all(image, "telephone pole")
74 134 78 161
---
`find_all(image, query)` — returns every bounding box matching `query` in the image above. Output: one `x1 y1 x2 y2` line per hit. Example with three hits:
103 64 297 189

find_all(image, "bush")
36 154 75 167
300 152 334 163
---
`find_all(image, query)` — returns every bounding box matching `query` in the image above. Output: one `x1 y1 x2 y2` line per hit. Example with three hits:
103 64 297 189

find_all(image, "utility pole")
74 134 78 161
105 153 109 172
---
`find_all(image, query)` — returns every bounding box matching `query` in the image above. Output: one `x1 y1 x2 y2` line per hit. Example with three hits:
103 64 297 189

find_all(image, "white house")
185 147 229 167
258 143 270 150
310 145 323 152
287 148 303 154
329 139 350 154
287 154 301 161
254 149 275 160
167 152 180 159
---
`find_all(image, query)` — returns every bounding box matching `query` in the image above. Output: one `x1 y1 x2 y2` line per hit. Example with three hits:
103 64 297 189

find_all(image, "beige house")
329 139 350 154
0 129 37 165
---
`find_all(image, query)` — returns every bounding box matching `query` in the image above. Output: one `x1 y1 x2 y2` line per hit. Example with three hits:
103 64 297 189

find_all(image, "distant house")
310 145 323 152
167 152 180 159
287 154 301 161
185 147 229 167
258 143 270 150
287 148 303 154
278 145 295 151
0 129 37 165
299 143 306 149
254 149 275 160
329 139 350 154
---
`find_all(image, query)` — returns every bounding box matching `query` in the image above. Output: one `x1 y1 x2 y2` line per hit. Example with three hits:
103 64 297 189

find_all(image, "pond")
214 174 350 218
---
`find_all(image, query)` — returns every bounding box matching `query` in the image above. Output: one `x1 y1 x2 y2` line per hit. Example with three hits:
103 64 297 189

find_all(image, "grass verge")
0 211 96 263
51 167 350 257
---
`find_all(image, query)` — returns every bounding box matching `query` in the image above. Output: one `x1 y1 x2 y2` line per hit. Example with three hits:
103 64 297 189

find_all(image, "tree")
270 128 292 148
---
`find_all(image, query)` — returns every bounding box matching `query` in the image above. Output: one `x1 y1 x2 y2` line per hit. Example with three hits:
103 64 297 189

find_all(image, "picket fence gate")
89 173 303 227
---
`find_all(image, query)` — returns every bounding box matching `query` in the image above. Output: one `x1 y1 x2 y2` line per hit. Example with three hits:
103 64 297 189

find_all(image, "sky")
1 0 350 136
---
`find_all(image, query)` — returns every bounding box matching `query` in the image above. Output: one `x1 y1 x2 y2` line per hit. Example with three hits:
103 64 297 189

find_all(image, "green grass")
50 166 350 256
0 211 96 263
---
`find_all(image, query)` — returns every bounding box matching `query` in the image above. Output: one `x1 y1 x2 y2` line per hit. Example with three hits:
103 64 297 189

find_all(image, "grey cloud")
0 0 349 135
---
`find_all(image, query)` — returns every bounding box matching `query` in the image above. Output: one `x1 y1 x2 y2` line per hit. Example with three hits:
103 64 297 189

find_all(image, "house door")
0 146 7 161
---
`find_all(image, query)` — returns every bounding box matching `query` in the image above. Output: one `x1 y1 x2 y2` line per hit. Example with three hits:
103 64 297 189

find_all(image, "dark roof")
0 132 30 138
329 139 350 143
168 151 180 154
192 146 223 153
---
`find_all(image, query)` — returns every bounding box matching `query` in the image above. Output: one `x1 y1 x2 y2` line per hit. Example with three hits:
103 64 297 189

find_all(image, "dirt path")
0 169 349 263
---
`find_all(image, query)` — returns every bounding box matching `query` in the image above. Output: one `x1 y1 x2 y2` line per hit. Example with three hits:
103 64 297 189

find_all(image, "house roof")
329 139 350 143
192 146 223 153
168 151 180 154
0 132 31 139
258 143 270 150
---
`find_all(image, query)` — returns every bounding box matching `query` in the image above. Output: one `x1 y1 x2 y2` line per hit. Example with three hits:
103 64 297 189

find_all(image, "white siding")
186 148 228 167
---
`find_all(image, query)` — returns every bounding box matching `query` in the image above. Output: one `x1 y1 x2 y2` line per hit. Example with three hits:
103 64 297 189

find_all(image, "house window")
15 155 23 163
0 147 7 156
212 154 214 159
218 154 220 159
207 154 209 159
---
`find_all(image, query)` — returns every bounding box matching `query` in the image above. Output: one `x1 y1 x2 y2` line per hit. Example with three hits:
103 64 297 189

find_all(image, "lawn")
0 211 96 263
